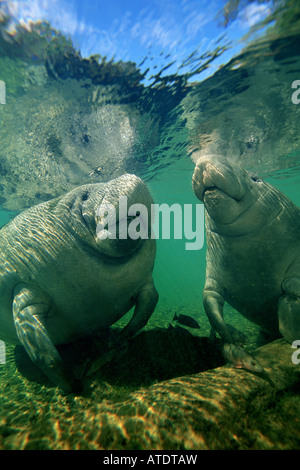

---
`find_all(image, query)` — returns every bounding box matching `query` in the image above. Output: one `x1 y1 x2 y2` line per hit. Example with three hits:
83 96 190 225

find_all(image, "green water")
149 159 205 313
0 0 300 451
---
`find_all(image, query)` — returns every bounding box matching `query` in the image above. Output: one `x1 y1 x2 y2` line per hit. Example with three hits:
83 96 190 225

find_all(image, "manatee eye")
82 191 89 202
250 175 261 183
83 134 90 144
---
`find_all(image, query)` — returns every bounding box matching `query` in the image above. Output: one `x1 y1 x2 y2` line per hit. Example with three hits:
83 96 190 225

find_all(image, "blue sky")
4 0 272 80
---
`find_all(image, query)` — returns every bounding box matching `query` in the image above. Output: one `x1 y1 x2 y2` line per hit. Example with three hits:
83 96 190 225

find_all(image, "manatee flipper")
203 278 233 343
121 279 158 339
203 279 260 370
83 281 158 377
225 323 249 345
12 283 80 394
278 275 300 343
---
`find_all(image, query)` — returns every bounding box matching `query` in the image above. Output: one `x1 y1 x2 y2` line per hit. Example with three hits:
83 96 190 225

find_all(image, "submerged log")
2 334 300 449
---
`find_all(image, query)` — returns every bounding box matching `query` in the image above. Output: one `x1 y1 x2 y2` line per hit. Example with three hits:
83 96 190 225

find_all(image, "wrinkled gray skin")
0 174 158 393
192 155 300 350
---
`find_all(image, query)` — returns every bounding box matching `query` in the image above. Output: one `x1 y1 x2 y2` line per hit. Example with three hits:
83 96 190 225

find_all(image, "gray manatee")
0 174 158 393
192 155 300 360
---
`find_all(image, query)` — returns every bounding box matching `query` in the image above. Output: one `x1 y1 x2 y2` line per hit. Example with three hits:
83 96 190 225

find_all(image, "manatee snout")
95 174 153 258
192 155 249 203
192 156 221 201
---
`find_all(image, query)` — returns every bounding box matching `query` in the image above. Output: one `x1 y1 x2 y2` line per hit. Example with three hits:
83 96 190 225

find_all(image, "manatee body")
0 174 158 393
192 155 300 349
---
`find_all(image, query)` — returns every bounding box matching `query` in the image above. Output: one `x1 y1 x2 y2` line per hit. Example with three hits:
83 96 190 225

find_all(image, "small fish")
222 343 264 373
173 313 201 329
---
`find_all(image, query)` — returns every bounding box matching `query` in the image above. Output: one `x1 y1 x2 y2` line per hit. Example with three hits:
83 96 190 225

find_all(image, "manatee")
0 174 158 393
192 155 300 363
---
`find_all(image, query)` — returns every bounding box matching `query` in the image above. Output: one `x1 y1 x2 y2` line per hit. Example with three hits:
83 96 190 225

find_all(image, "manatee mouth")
203 186 240 201
203 186 218 195
96 236 144 260
95 213 149 258
193 157 247 203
